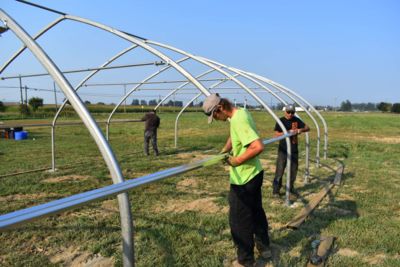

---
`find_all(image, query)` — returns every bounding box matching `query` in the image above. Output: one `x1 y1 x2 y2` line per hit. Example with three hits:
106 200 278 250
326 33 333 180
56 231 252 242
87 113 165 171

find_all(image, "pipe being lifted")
0 133 296 231
0 8 135 266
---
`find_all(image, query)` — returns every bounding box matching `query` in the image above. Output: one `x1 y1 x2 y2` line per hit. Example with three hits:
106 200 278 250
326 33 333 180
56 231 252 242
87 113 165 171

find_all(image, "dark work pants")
144 130 158 156
273 148 298 192
229 171 270 266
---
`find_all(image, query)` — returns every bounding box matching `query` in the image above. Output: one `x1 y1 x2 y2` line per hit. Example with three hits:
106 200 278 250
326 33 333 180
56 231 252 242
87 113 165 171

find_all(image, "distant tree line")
130 99 200 108
339 100 400 113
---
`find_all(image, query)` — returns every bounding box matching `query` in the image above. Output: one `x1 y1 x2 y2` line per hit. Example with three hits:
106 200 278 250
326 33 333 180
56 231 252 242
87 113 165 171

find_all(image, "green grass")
0 111 399 266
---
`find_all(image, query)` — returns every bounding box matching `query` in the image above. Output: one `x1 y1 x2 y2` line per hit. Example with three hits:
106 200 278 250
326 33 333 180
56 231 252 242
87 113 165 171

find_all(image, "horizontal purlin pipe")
0 119 142 129
0 62 164 80
0 133 294 231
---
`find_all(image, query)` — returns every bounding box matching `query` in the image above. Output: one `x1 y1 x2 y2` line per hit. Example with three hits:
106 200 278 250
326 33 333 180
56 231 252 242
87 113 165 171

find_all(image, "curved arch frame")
1 10 215 267
245 72 328 160
174 62 314 182
145 40 295 205
0 9 136 267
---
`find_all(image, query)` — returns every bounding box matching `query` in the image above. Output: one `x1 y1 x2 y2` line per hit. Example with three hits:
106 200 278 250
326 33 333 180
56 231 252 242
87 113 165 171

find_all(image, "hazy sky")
1 0 399 106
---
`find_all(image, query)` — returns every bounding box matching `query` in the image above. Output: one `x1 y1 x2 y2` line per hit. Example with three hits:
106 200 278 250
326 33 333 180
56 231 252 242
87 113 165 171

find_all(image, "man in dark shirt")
273 104 310 197
141 110 160 156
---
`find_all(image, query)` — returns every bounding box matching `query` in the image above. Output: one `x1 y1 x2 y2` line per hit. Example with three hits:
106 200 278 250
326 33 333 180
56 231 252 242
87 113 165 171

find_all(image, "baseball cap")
285 104 295 112
202 93 221 123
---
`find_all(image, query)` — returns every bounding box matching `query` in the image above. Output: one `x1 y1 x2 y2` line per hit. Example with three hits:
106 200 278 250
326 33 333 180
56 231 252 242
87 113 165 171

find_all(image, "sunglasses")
286 111 295 114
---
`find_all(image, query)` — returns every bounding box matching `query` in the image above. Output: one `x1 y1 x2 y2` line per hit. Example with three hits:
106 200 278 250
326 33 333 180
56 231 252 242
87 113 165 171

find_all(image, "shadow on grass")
269 165 357 266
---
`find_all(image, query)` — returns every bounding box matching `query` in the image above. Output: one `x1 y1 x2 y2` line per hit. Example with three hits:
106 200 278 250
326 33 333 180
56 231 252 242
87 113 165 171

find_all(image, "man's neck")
227 107 238 118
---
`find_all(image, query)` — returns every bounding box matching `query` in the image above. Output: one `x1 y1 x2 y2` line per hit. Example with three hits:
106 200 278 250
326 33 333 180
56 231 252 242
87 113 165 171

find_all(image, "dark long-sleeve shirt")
141 112 160 131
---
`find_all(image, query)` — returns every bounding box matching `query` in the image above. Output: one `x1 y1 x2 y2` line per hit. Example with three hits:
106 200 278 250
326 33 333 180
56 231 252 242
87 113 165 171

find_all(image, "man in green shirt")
203 94 271 267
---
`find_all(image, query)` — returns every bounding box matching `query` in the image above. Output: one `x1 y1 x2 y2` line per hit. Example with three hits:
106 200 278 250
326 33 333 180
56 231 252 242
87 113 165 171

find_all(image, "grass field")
0 111 399 266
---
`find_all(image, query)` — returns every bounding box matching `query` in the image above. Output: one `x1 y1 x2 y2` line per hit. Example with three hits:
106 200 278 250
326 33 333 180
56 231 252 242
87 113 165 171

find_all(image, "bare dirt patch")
175 151 214 161
365 253 387 265
42 175 92 183
176 178 199 192
0 192 59 202
101 199 119 213
288 245 302 258
365 135 400 144
155 197 227 214
49 246 114 267
337 248 360 257
336 193 354 201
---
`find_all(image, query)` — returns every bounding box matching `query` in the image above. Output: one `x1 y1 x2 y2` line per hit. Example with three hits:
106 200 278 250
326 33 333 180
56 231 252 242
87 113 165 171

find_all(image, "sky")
0 0 399 107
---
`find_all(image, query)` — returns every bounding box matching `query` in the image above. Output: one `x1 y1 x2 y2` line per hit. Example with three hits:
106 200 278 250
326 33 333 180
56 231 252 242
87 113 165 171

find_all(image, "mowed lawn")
0 111 399 266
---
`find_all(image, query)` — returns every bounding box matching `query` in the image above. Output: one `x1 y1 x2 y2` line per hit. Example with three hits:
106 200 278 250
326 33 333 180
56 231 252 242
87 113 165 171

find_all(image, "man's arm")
274 130 283 137
296 124 310 135
227 138 264 166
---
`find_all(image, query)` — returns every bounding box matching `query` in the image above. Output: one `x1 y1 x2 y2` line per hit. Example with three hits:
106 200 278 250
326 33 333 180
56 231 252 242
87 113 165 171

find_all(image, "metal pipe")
227 66 319 182
0 119 143 129
175 93 202 148
1 62 164 79
0 133 294 231
84 78 230 87
0 9 135 266
173 74 238 147
106 57 191 140
247 72 328 162
154 68 219 110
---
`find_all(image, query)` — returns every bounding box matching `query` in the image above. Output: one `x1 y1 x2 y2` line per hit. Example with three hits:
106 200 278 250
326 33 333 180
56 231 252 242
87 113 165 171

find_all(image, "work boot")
289 188 299 197
232 259 255 267
255 241 272 260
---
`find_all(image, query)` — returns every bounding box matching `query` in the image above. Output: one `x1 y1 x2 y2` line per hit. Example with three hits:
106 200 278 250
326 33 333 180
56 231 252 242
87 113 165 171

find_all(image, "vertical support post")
304 132 310 183
53 82 58 109
106 122 110 141
51 125 56 172
124 84 127 113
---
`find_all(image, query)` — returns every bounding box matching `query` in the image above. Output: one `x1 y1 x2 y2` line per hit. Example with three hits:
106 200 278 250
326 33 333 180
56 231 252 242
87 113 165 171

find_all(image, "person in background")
272 104 310 197
203 93 271 267
141 109 160 156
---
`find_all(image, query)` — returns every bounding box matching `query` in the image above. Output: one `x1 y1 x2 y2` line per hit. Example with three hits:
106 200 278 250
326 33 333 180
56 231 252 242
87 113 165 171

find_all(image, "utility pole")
18 76 23 105
24 85 28 105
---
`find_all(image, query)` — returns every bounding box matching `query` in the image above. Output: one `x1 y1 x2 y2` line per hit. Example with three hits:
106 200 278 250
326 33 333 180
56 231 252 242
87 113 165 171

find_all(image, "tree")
28 97 43 111
131 99 139 106
148 99 157 106
19 104 30 115
0 101 5 112
84 100 91 105
97 102 105 105
391 103 400 113
377 102 392 112
340 100 352 111
140 99 147 106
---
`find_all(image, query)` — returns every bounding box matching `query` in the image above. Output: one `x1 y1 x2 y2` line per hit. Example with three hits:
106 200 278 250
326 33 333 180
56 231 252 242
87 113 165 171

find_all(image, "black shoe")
289 188 299 196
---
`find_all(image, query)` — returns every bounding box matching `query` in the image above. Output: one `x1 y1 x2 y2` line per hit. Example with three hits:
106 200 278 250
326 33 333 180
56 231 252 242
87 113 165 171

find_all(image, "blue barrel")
14 131 28 140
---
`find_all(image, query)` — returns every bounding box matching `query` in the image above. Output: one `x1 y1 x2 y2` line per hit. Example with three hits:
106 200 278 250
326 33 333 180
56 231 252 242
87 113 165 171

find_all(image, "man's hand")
220 146 231 154
289 129 301 135
225 156 241 167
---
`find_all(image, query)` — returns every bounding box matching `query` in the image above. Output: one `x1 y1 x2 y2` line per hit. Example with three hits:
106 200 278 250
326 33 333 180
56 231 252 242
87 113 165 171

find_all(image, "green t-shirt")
229 108 263 185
